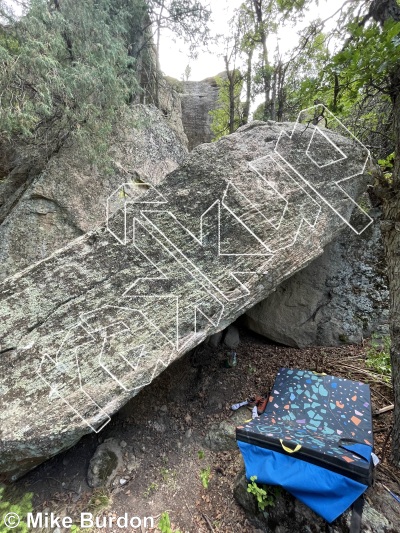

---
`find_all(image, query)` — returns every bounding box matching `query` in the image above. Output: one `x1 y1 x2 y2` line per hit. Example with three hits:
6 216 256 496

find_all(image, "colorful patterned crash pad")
236 368 374 522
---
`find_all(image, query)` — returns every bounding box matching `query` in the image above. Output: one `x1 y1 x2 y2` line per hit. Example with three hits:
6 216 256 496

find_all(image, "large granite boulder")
245 205 389 347
0 105 188 282
0 111 371 480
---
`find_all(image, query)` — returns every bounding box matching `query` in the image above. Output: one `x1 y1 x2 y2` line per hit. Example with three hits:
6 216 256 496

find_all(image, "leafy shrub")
378 152 395 183
158 511 181 533
366 334 391 380
200 466 211 489
0 0 145 162
247 476 279 511
0 486 33 533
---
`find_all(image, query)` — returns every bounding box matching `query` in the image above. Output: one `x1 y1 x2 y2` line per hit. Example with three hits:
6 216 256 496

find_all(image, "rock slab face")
0 105 188 283
245 207 389 347
0 113 371 480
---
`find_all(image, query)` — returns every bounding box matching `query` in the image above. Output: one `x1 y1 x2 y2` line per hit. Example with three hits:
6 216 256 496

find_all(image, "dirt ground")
13 327 399 532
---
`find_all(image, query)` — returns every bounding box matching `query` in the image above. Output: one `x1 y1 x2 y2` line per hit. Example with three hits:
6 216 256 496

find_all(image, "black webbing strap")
349 495 364 533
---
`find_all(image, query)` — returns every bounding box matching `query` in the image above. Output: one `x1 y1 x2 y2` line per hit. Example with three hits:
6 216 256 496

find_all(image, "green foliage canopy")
210 73 243 141
0 0 146 160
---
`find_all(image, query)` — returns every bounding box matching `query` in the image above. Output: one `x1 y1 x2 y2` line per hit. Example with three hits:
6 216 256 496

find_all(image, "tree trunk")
370 0 400 24
270 66 277 121
276 61 287 122
381 195 400 465
229 75 235 134
243 49 253 125
261 31 271 120
252 0 270 120
370 0 400 464
333 72 340 112
155 21 161 108
224 56 236 134
381 71 400 464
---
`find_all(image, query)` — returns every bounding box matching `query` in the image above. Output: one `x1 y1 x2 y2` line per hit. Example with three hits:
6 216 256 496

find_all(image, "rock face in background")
157 77 189 149
0 119 371 480
245 206 389 347
181 74 222 150
0 105 188 282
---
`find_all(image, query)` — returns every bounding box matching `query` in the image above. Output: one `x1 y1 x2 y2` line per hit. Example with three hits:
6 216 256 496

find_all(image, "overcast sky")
159 0 337 81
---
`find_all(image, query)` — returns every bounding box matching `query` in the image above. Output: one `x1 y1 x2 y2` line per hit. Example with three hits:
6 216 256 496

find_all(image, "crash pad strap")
280 439 301 454
349 495 364 533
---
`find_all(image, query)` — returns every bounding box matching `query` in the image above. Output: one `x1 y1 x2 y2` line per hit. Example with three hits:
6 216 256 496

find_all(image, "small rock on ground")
208 331 224 348
87 438 123 489
204 408 250 452
224 326 240 349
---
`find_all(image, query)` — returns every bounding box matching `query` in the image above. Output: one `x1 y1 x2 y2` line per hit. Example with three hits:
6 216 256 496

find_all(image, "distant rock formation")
0 116 371 480
181 74 222 150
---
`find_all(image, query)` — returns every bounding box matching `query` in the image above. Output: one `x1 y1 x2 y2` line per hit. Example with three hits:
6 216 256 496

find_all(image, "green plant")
366 334 391 380
164 76 184 93
87 488 111 513
210 74 243 141
0 486 33 533
357 193 371 213
247 476 279 511
70 526 81 533
0 0 147 173
378 152 395 183
143 481 158 498
158 511 181 533
197 450 205 460
160 467 176 484
200 466 211 489
248 364 256 375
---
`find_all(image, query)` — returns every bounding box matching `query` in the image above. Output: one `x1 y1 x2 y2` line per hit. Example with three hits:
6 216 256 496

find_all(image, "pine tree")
0 0 147 167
